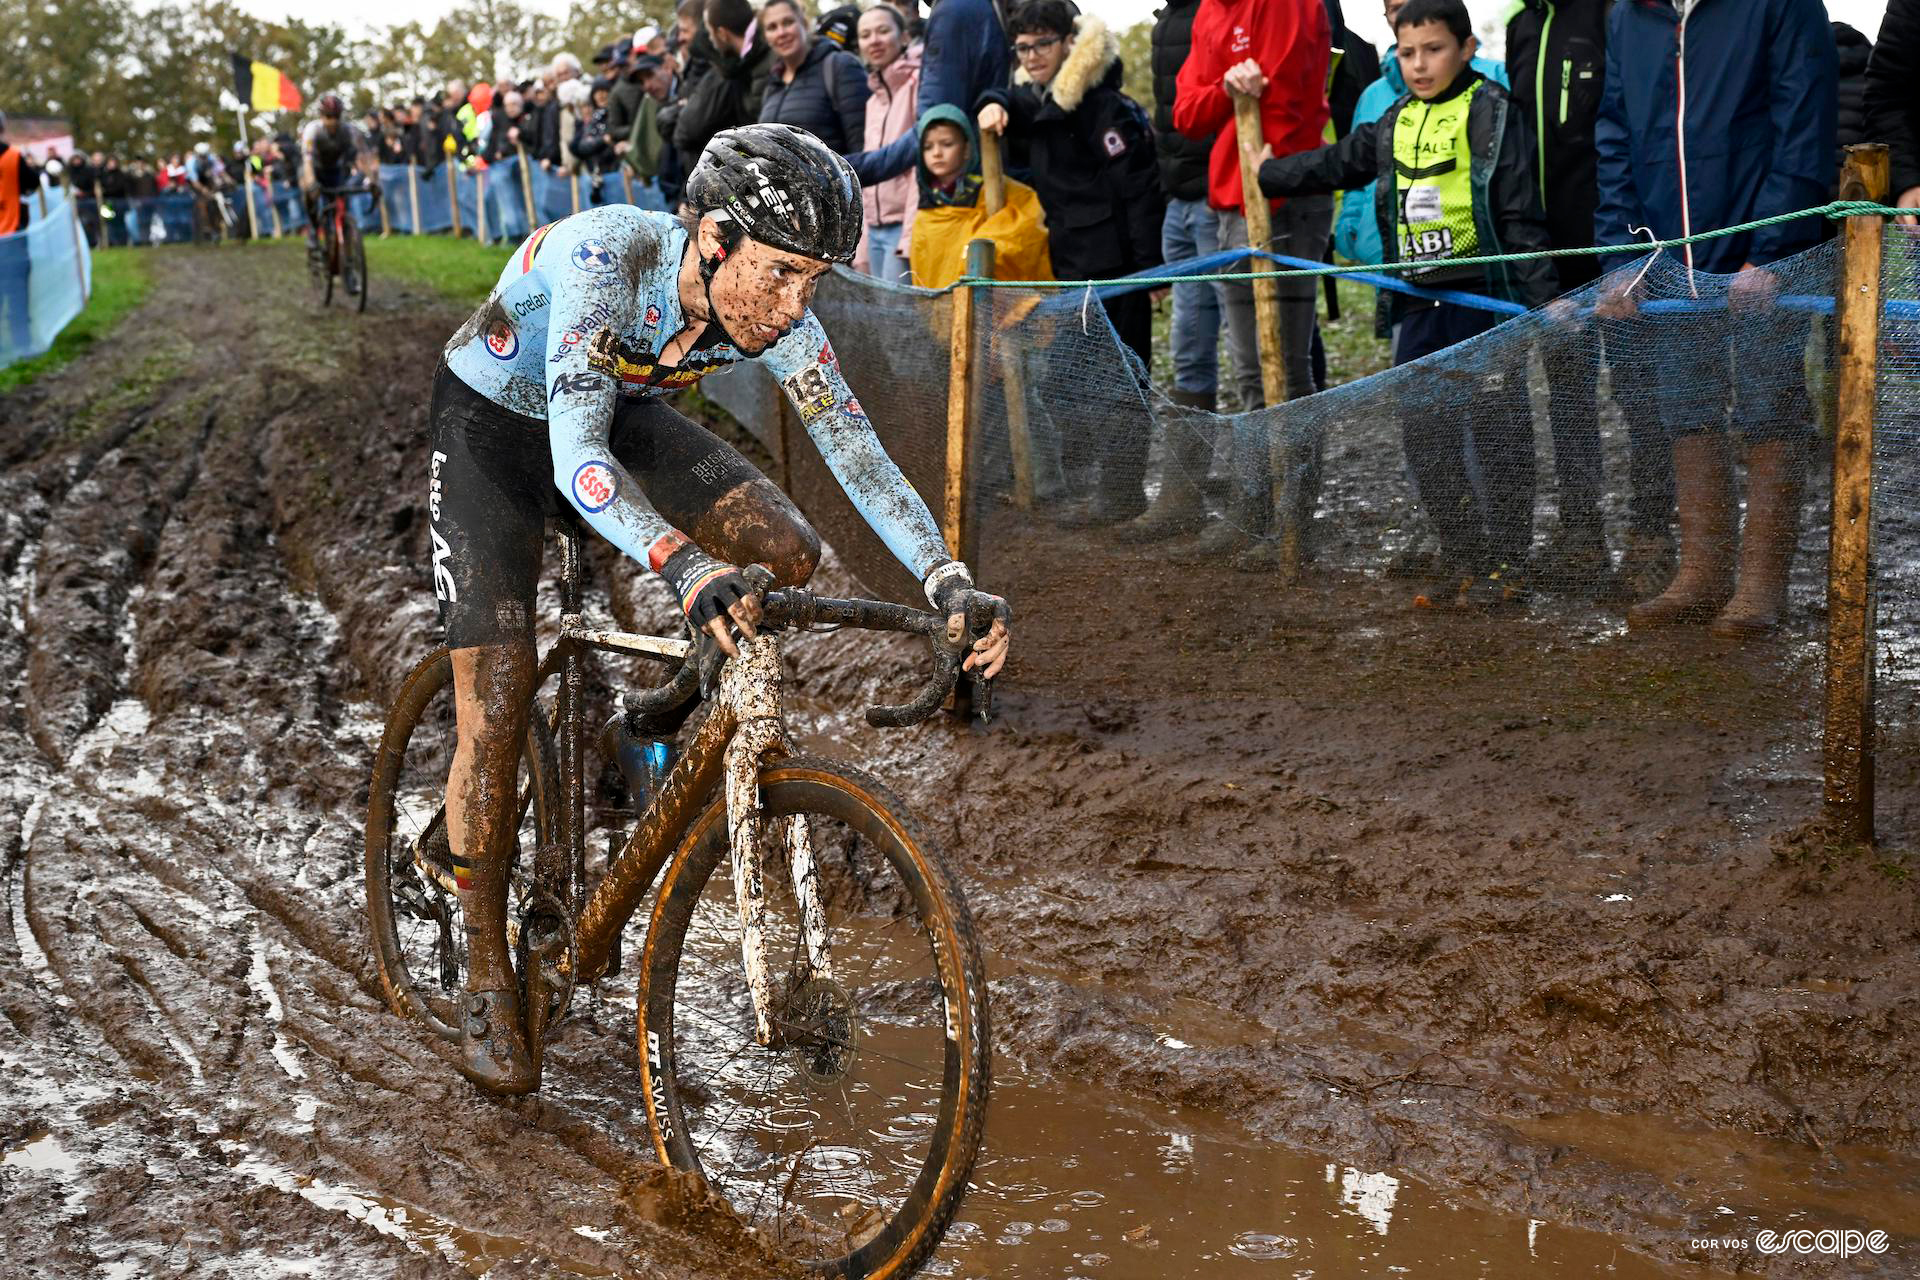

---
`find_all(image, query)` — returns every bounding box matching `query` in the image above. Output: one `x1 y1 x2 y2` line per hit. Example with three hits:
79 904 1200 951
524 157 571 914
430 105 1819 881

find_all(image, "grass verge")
363 234 507 309
0 249 155 393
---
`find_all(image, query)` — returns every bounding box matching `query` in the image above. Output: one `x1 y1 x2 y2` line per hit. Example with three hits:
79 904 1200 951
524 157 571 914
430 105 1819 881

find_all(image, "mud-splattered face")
697 217 830 354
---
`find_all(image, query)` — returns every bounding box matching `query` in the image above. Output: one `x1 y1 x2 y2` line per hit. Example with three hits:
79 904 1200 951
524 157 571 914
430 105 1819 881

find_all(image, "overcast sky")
223 0 1892 55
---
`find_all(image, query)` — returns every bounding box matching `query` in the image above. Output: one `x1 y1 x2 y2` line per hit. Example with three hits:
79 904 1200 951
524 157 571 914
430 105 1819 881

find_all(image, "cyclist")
431 124 1011 1093
184 142 225 242
298 93 377 265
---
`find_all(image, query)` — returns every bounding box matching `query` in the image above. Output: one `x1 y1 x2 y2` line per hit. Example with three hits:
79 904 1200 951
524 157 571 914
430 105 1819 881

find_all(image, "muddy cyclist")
428 123 1012 1093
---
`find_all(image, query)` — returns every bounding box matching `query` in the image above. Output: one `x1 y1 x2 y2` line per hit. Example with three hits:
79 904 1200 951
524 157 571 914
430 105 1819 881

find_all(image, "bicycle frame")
527 535 828 1050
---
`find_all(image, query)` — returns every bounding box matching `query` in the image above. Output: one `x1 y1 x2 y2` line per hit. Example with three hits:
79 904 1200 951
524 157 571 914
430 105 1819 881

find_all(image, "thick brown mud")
1 243 1916 1277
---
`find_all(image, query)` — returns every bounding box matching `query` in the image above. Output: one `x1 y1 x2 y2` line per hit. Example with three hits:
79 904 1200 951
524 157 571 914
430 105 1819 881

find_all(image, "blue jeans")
1161 197 1221 395
866 222 908 285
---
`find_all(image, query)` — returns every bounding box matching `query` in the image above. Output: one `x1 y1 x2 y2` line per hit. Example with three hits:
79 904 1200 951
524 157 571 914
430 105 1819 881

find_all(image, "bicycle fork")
721 635 833 1047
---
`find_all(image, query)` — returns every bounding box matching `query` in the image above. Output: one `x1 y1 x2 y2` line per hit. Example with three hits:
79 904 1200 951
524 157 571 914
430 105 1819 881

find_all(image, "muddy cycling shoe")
459 988 538 1095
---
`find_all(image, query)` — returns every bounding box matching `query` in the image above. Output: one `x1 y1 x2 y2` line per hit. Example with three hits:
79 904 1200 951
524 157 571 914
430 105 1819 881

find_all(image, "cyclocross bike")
309 183 371 312
363 530 992 1278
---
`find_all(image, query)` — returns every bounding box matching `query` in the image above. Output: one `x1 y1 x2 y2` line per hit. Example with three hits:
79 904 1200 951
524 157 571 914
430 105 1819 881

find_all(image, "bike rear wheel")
341 213 368 312
364 648 560 1042
637 755 989 1279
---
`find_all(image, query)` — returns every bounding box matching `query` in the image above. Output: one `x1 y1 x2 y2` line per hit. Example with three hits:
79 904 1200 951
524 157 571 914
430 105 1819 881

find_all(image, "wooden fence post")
244 172 260 241
945 237 992 570
406 163 422 235
516 143 537 228
476 166 489 242
447 161 462 238
1231 88 1295 572
1823 143 1890 844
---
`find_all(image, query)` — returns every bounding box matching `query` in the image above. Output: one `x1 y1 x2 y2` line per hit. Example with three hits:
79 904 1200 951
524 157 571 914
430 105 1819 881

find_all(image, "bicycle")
308 184 371 312
363 530 993 1278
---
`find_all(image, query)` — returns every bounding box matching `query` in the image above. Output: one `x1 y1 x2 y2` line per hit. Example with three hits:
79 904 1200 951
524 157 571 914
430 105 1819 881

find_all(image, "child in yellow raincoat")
906 104 1052 289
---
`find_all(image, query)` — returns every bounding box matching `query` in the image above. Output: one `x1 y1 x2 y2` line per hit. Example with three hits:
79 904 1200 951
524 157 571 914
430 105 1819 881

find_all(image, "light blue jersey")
443 204 949 583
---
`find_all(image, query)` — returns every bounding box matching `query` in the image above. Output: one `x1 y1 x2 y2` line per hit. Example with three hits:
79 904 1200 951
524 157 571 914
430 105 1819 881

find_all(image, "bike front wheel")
341 213 368 312
637 755 989 1280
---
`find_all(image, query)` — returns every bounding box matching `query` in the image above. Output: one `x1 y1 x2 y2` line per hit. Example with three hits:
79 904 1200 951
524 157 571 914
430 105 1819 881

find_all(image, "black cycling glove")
923 561 1009 634
658 542 755 627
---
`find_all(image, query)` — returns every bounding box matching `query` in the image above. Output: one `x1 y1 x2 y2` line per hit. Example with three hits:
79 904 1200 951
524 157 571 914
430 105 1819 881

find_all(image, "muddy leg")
445 642 539 1094
687 477 822 588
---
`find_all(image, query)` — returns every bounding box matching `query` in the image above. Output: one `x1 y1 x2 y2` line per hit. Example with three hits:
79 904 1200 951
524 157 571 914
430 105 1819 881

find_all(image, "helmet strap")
696 214 746 349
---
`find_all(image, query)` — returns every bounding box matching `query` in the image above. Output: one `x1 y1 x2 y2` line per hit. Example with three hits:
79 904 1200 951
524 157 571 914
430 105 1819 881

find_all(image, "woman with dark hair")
856 2 920 281
758 0 871 153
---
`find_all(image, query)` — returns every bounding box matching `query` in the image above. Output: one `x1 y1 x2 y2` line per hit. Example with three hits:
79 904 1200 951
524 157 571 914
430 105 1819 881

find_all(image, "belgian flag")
230 53 303 113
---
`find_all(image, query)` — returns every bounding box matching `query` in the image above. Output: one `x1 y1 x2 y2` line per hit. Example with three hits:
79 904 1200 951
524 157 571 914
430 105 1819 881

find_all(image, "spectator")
855 2 921 283
671 0 711 87
978 1 1165 528
566 77 621 203
1505 0 1670 601
127 154 158 244
0 111 43 353
1174 0 1331 562
607 39 647 141
1597 0 1835 637
1834 21 1872 161
99 155 129 246
618 55 676 202
758 0 871 154
536 54 581 172
907 104 1051 288
1256 0 1557 608
1869 0 1920 224
919 0 1010 116
817 4 862 51
484 89 530 164
1134 0 1224 542
675 0 774 160
377 108 411 165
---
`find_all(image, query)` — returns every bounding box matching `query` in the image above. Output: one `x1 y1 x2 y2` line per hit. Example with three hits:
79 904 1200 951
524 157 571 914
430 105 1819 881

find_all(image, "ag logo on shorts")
485 319 519 360
572 239 616 272
572 460 618 512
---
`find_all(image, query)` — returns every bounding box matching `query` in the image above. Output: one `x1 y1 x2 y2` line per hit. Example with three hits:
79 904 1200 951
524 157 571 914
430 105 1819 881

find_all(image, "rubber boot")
1626 433 1735 629
1117 389 1215 544
1710 439 1807 638
1170 417 1268 562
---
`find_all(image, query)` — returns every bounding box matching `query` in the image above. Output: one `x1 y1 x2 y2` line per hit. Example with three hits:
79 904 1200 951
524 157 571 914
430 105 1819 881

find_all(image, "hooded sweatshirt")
907 103 1052 288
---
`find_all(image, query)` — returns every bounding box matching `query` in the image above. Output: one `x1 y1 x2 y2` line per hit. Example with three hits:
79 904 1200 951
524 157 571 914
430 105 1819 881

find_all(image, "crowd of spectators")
15 0 1917 636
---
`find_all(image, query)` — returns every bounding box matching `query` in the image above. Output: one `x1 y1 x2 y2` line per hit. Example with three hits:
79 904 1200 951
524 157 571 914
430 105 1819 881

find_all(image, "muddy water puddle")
937 1066 1683 1279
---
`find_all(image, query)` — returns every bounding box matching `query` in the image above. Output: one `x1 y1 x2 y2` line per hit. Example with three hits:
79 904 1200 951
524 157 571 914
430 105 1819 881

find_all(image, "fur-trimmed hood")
1013 13 1118 114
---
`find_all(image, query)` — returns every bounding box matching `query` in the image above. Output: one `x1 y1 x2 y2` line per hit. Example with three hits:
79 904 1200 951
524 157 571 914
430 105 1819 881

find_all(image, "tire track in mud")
0 248 791 1280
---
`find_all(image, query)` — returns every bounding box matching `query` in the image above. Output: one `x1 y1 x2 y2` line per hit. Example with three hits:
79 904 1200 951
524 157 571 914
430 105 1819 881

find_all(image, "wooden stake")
1823 142 1889 845
570 167 581 215
620 168 634 206
407 162 421 234
1232 89 1296 573
516 142 536 229
944 239 992 568
476 165 489 242
447 161 462 237
980 129 1006 215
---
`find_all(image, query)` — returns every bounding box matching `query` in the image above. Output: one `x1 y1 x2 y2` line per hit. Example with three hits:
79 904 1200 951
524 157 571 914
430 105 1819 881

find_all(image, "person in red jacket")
1172 0 1331 564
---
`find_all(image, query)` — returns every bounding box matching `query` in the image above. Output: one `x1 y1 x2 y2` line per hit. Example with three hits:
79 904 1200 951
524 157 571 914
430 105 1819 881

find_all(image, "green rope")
953 199 1909 291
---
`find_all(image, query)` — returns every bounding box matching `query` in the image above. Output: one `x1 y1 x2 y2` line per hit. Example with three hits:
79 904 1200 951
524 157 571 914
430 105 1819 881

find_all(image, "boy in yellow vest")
1249 0 1558 609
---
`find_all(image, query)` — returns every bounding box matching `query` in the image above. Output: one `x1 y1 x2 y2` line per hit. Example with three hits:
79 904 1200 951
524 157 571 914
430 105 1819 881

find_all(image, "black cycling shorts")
427 361 810 649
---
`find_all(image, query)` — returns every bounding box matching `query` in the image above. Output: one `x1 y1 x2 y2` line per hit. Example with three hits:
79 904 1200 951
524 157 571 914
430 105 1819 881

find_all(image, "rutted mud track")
1 245 1917 1277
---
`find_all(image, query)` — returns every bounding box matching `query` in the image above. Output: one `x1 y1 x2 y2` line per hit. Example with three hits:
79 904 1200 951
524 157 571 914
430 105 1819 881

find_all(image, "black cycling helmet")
318 92 344 118
685 124 862 264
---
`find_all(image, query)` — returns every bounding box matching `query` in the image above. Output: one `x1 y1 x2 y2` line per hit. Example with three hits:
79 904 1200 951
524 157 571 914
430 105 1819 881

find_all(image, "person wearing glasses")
978 1 1165 529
